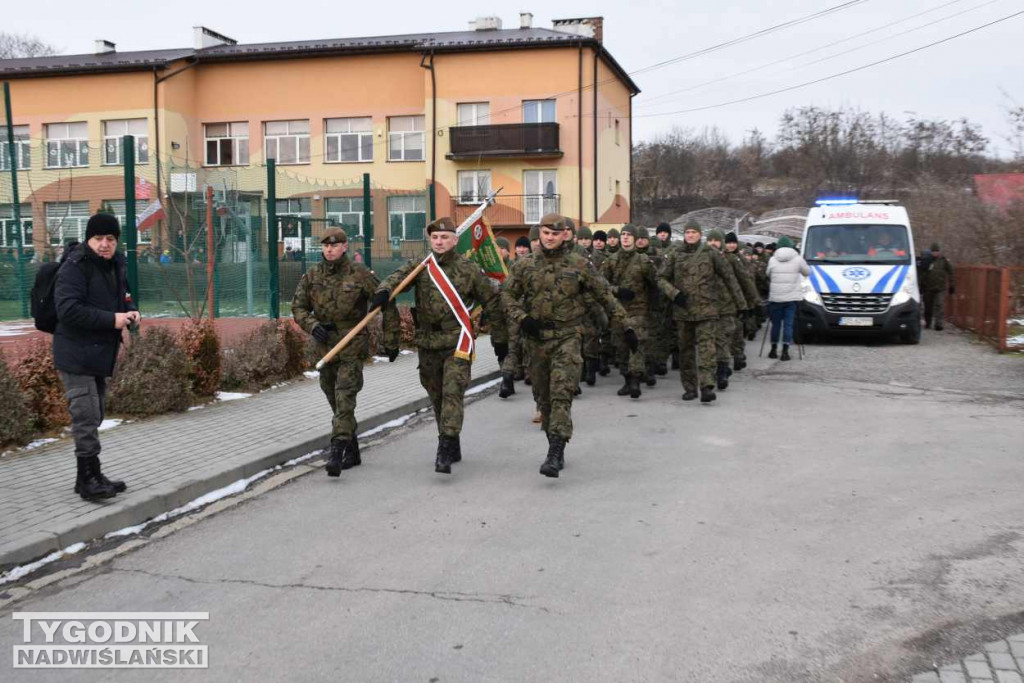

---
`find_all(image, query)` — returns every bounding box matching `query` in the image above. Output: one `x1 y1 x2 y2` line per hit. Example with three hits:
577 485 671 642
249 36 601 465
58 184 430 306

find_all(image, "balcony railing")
450 194 560 227
447 123 562 159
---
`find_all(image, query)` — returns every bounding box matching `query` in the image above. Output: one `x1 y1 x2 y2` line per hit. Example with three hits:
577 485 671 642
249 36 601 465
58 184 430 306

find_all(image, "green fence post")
362 172 372 270
122 135 139 306
300 217 308 276
267 160 279 319
428 181 436 223
3 82 28 318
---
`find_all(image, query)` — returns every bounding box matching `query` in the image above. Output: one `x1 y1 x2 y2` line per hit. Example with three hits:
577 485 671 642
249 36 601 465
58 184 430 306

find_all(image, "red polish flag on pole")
424 252 475 360
137 200 166 231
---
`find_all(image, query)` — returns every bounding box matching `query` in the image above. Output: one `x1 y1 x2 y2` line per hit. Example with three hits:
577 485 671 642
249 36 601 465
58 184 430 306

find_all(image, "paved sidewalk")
911 634 1024 683
0 342 500 569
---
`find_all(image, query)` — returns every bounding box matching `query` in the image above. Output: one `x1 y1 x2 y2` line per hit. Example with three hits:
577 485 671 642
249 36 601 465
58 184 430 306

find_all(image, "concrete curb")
0 369 500 571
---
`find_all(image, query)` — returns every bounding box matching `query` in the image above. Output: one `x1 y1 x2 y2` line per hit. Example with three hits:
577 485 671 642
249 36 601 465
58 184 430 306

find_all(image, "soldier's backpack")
30 242 80 333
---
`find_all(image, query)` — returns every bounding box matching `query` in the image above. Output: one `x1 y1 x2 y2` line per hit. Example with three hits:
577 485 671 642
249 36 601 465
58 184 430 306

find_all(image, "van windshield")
804 224 911 265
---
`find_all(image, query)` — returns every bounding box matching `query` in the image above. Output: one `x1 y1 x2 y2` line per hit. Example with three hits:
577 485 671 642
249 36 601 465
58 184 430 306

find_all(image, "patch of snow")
400 349 413 355
284 449 325 467
98 419 124 432
466 377 502 396
0 542 86 586
215 391 251 402
1007 334 1024 347
187 405 205 412
23 438 59 451
372 356 389 363
0 322 35 337
358 410 423 439
303 370 320 379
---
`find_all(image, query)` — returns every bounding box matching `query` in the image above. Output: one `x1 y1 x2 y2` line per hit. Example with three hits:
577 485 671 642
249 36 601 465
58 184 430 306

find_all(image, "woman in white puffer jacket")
765 236 809 360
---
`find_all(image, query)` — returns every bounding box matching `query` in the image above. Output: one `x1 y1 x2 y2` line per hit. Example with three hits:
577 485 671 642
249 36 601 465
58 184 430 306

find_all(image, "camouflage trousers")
732 313 748 359
613 316 647 375
319 358 366 441
651 308 676 365
678 319 717 391
418 347 472 437
525 333 583 440
501 328 528 377
715 315 736 363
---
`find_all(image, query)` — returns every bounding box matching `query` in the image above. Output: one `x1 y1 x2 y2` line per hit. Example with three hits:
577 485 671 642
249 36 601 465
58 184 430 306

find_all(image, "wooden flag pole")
314 188 502 370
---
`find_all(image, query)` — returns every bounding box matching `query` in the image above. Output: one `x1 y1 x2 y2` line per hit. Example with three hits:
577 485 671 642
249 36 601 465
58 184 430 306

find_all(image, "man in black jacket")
54 213 139 500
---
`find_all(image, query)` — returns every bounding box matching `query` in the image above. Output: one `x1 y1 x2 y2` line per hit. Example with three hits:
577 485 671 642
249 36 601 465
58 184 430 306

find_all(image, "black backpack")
30 242 79 334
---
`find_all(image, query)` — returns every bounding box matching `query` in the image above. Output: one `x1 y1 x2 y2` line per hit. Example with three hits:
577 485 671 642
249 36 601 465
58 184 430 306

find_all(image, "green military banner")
457 215 508 284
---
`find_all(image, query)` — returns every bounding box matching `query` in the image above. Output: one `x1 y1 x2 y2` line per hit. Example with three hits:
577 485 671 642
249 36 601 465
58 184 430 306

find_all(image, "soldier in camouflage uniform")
293 227 400 477
374 217 508 474
601 224 659 398
750 244 770 337
606 227 621 255
723 231 762 373
590 230 609 269
636 226 670 379
653 223 679 370
503 213 633 478
657 220 745 404
922 243 955 330
704 229 748 391
567 221 607 388
500 233 537 398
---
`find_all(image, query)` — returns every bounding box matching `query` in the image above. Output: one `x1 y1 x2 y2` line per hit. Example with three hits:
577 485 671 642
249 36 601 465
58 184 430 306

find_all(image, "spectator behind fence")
54 213 139 501
765 236 809 361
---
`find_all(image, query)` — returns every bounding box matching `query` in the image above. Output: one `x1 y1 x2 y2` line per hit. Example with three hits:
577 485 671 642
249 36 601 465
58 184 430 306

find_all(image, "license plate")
838 317 873 327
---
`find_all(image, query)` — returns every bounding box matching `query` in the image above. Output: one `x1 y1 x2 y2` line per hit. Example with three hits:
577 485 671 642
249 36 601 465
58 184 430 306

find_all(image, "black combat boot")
499 372 516 398
700 385 717 403
780 344 791 361
435 435 455 474
733 356 746 372
450 435 462 463
616 374 632 396
325 440 346 477
671 350 680 370
716 362 730 391
540 435 566 478
76 456 117 501
645 364 657 387
629 373 642 399
598 356 611 376
655 362 668 376
682 389 698 401
584 358 597 386
74 456 126 494
513 368 525 381
768 344 778 359
575 383 582 396
341 436 361 470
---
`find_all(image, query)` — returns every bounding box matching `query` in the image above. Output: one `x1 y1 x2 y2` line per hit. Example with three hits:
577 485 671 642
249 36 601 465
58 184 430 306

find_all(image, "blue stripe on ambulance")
890 265 909 293
872 266 899 294
808 268 822 293
814 266 840 294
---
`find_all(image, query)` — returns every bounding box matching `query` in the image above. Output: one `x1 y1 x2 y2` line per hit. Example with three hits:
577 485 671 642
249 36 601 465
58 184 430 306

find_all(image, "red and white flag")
137 200 166 231
424 253 475 361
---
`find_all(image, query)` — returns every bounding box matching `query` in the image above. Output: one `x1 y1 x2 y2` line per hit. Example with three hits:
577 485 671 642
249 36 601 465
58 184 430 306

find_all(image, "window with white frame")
523 170 558 224
0 204 32 248
388 116 424 161
264 120 310 165
457 170 491 204
45 122 89 168
457 102 490 127
523 99 556 124
45 201 90 245
388 195 426 241
100 200 152 244
0 125 30 171
274 198 311 250
103 119 149 165
325 117 373 163
204 122 249 166
325 197 364 237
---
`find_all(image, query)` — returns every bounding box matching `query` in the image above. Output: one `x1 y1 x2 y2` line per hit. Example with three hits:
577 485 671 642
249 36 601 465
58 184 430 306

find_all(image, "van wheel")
900 322 921 345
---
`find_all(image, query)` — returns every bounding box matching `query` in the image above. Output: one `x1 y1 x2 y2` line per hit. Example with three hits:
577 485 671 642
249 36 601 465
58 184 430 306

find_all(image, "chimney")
94 40 116 55
469 16 503 31
520 12 534 29
552 17 604 43
193 26 238 50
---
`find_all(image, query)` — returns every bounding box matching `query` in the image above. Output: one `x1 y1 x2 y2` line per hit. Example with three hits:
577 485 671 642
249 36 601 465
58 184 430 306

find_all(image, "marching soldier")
601 224 659 397
590 230 608 268
637 227 670 377
293 227 399 477
372 217 508 474
705 229 748 391
723 232 762 372
655 222 673 251
923 243 955 331
503 213 634 478
657 220 745 404
606 227 621 255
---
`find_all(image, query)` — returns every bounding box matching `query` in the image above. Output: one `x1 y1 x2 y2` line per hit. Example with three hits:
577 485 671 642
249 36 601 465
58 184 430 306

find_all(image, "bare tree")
0 32 58 59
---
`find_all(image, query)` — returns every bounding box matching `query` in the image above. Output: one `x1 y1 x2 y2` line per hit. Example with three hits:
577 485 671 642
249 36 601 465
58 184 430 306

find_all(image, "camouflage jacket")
657 242 746 322
503 243 629 341
379 250 507 351
723 249 761 310
292 255 399 362
751 258 770 297
922 256 954 291
600 248 659 317
589 246 609 270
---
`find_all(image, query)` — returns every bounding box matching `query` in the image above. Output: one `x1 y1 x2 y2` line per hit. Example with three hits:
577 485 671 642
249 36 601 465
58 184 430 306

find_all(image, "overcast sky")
9 0 1024 155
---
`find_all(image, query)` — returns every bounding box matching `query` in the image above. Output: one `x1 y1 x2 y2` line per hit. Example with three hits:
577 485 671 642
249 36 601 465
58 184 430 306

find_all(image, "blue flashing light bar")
815 197 859 206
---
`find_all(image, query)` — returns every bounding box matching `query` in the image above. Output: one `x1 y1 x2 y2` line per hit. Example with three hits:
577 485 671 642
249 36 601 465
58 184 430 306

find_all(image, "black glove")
492 341 508 364
673 292 688 308
369 289 390 311
521 316 541 339
624 328 639 351
615 287 636 302
311 322 336 344
385 347 400 362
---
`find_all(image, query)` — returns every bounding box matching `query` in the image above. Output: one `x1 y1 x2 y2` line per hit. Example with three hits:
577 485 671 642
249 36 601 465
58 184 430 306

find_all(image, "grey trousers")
59 372 108 459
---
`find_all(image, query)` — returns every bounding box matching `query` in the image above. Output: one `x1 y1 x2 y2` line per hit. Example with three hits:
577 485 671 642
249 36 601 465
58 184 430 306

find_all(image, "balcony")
446 123 562 160
450 194 560 227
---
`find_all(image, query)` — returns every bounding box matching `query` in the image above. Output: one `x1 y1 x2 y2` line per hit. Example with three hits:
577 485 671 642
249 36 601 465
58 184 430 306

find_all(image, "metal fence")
948 265 1024 352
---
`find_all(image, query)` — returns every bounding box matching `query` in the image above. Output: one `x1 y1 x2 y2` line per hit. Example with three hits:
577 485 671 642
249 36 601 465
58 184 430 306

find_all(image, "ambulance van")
797 199 921 344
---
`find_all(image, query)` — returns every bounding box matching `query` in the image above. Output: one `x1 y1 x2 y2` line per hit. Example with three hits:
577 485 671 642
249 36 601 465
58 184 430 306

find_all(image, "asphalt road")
2 328 1024 682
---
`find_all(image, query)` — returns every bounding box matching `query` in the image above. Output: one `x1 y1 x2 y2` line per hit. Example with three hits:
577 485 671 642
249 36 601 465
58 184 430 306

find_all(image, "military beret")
707 229 725 242
538 213 567 230
426 216 457 234
515 236 530 248
930 242 941 251
529 225 540 241
656 222 672 235
637 226 650 240
320 227 348 244
607 228 620 238
564 217 576 233
592 230 607 241
578 226 593 239
620 224 638 238
683 220 702 233
725 231 738 244
495 236 510 249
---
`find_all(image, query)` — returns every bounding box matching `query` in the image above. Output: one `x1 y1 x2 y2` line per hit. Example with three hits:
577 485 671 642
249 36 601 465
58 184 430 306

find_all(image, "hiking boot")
341 436 361 470
733 356 746 372
326 440 346 477
584 358 598 386
655 362 668 376
450 435 462 463
780 344 791 361
499 373 516 399
768 344 778 359
75 456 117 501
74 457 126 494
629 373 642 399
716 362 730 391
435 435 456 474
616 375 632 396
700 386 717 403
540 436 566 478
644 366 657 387
682 389 698 401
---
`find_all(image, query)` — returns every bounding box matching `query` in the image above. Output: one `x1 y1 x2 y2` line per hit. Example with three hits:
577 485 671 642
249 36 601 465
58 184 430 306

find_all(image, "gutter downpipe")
578 41 583 227
420 51 437 221
593 49 598 224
